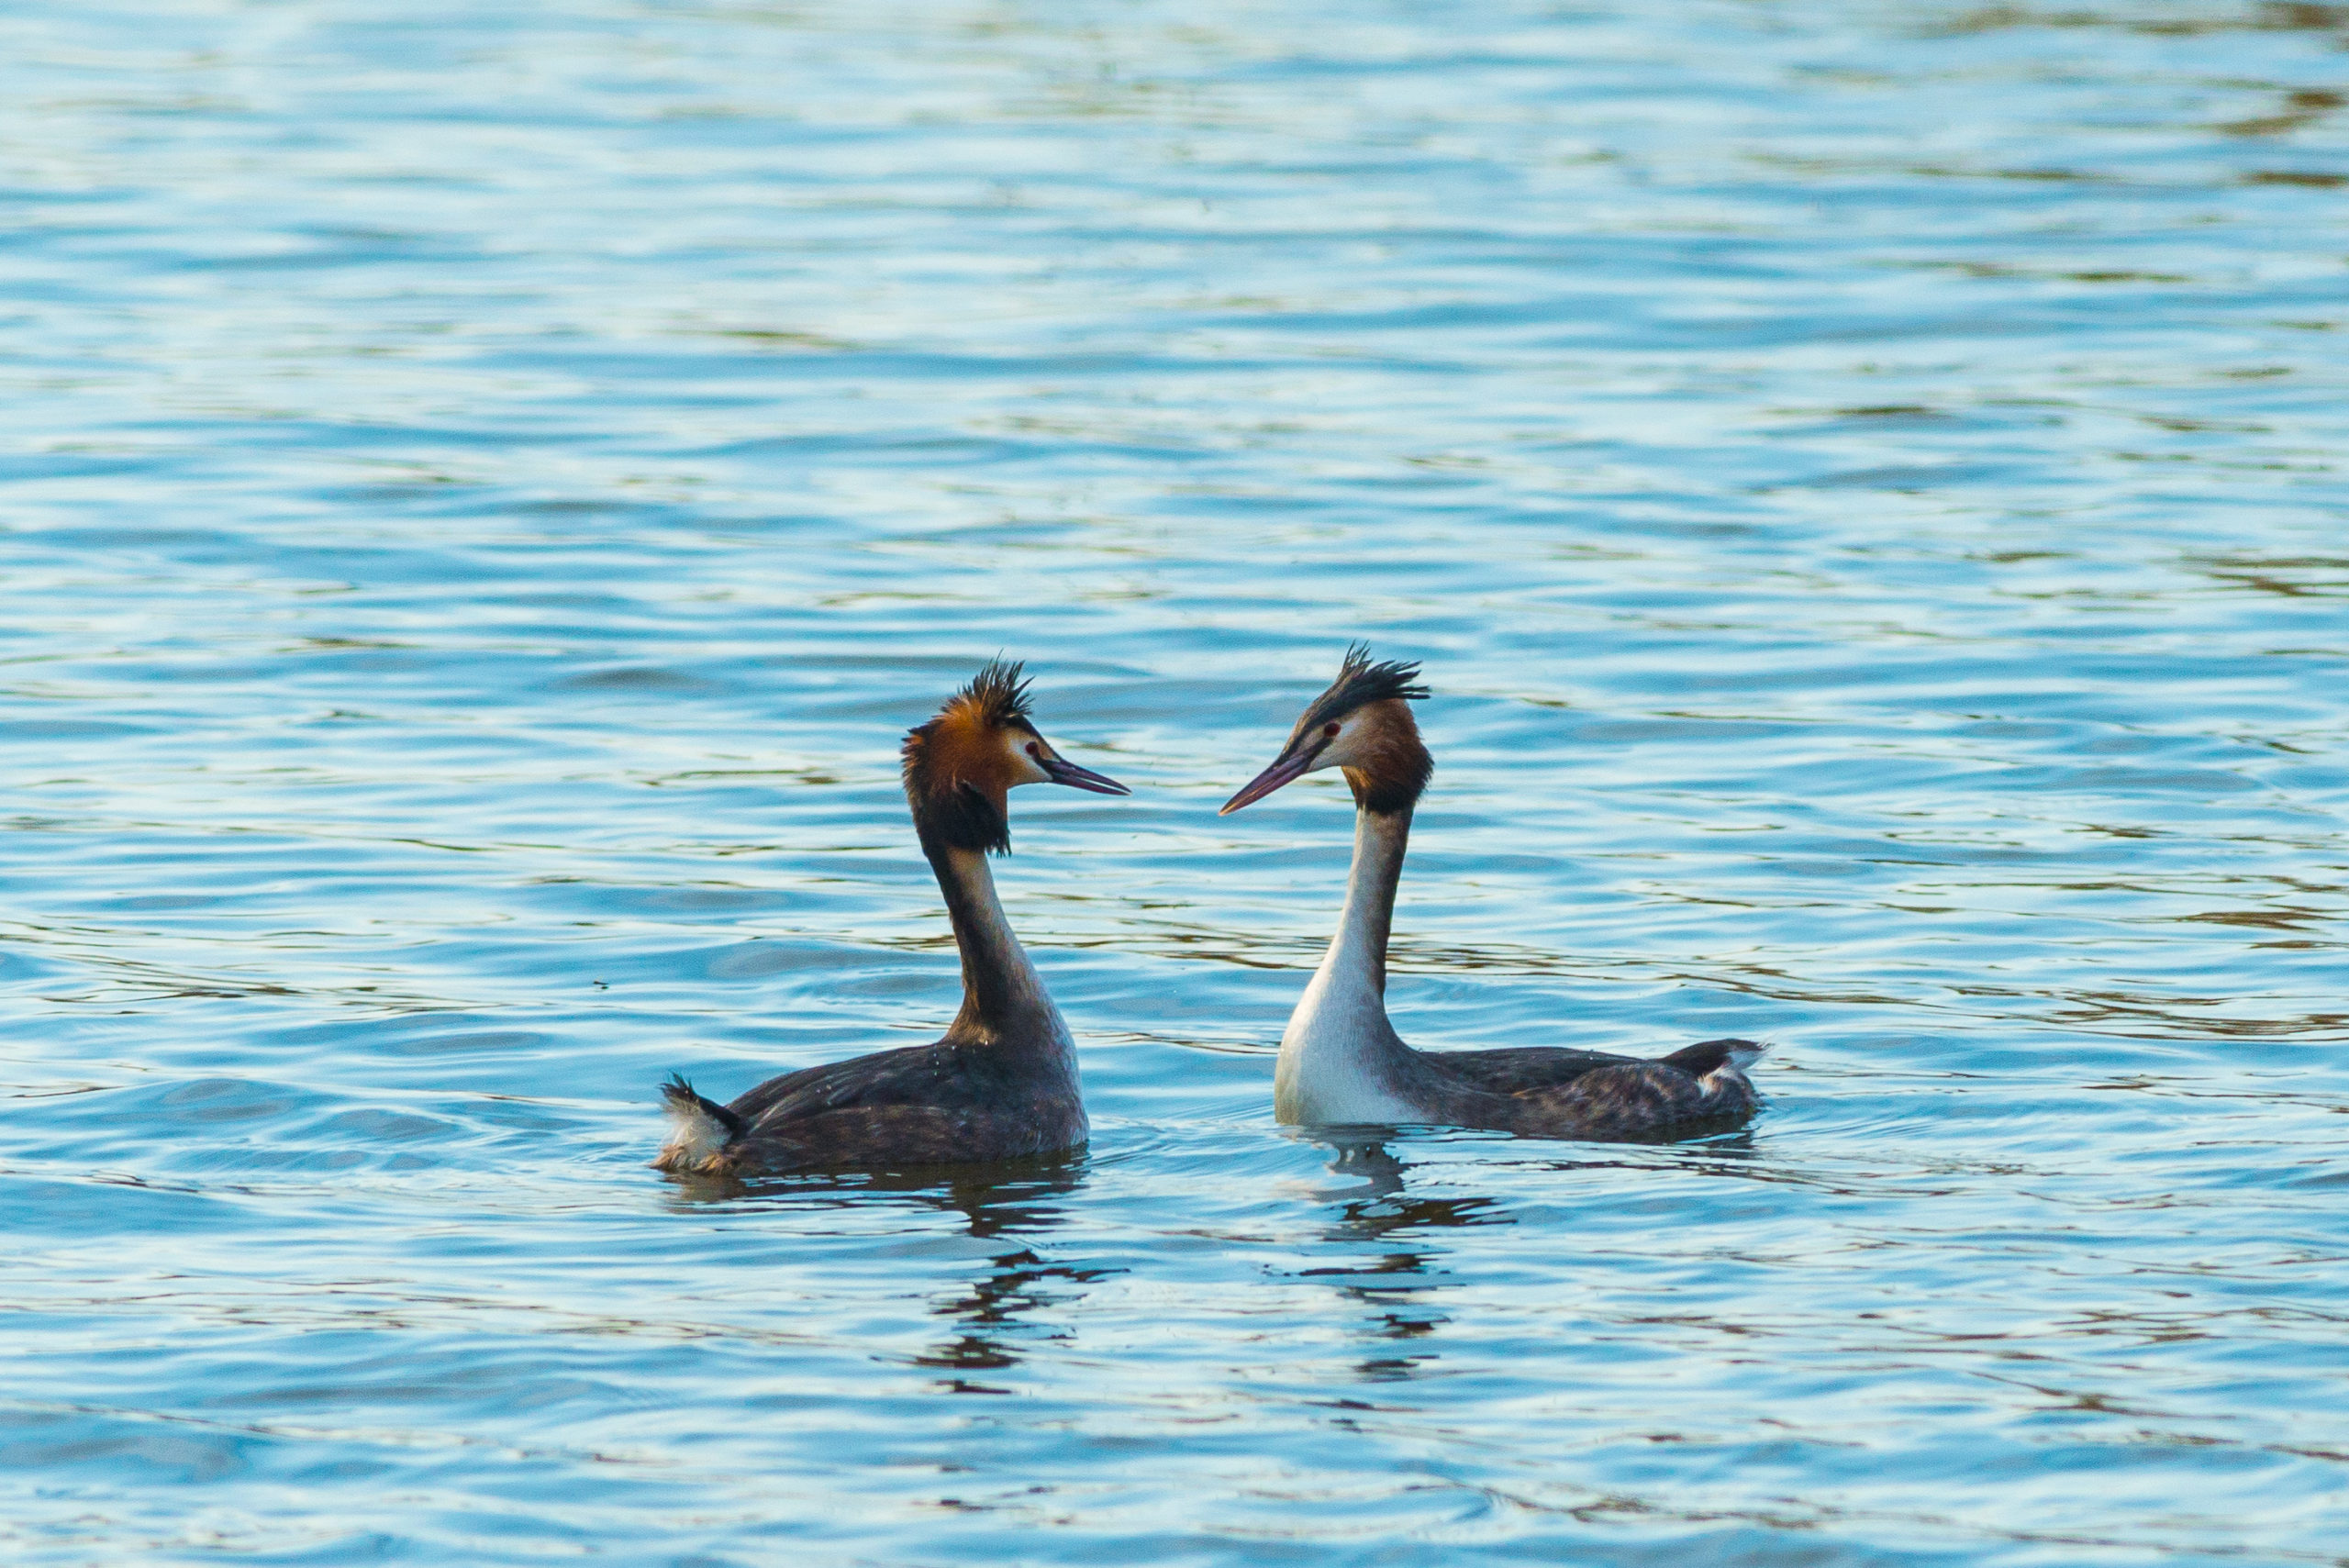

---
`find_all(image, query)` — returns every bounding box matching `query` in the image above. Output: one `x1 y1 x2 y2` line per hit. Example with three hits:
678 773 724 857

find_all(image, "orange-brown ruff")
1222 645 1768 1140
655 662 1129 1177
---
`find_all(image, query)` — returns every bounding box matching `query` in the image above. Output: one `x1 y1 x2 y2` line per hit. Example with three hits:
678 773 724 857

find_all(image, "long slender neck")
922 835 1057 1042
1322 806 1411 999
1273 804 1418 1121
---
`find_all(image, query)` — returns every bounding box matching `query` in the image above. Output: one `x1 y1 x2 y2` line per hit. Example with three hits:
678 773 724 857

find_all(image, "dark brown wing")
731 1102 1082 1174
1415 1045 1637 1096
1503 1050 1762 1141
1406 1037 1765 1141
1507 1062 1718 1140
711 1041 1085 1174
1420 1038 1761 1097
726 1042 953 1125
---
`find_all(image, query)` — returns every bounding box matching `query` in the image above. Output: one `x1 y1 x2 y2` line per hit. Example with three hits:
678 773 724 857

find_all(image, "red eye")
1026 742 1041 758
1323 723 1341 738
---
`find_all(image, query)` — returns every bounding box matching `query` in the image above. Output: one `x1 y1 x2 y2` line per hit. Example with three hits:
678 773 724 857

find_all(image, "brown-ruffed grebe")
655 661 1129 1177
1220 645 1766 1140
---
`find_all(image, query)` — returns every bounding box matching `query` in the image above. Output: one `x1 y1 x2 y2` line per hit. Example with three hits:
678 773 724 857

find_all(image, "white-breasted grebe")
1221 645 1766 1140
655 661 1129 1176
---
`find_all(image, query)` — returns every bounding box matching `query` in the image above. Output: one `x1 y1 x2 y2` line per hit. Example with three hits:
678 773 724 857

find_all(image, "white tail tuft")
655 1074 740 1173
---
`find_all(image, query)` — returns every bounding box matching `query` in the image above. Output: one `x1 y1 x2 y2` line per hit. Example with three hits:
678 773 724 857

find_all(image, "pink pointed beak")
1219 741 1324 815
1041 754 1130 795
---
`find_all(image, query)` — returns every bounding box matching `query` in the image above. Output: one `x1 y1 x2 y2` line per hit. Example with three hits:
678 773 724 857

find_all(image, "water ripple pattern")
5 2 2347 1563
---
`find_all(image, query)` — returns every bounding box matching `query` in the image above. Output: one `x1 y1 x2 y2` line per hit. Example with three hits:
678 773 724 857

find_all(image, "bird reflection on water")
1295 1135 1510 1381
1294 1129 1763 1383
665 1151 1105 1396
907 1155 1112 1396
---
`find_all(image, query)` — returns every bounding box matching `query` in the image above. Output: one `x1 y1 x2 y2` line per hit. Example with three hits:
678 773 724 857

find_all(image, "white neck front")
1273 807 1420 1124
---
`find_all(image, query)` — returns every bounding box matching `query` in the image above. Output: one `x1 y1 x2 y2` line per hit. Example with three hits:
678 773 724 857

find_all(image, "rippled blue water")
6 1 2348 1562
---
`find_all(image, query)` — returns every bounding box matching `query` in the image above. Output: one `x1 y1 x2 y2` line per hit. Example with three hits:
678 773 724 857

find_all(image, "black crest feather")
962 658 1035 731
1288 643 1428 745
1275 643 1432 816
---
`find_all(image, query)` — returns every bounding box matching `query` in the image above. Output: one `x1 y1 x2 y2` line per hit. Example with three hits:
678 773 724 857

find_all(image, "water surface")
5 1 2348 1562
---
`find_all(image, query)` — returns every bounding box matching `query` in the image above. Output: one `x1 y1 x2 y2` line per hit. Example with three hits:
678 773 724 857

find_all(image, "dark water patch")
549 664 727 695
2241 168 2347 185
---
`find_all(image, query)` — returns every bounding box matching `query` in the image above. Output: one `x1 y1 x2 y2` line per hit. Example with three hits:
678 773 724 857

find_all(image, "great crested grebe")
655 661 1129 1177
1221 646 1766 1140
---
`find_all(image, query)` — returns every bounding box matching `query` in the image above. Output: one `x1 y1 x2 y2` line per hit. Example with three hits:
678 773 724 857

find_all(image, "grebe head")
1220 643 1432 817
902 659 1130 853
